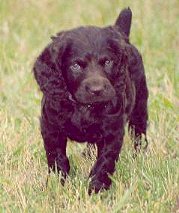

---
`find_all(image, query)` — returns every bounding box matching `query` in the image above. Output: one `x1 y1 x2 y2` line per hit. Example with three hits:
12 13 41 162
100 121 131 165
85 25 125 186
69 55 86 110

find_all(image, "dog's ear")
115 7 132 37
33 32 68 97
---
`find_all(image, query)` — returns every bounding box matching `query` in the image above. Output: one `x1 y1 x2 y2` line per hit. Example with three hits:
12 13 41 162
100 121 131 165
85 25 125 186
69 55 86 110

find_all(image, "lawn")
0 0 179 212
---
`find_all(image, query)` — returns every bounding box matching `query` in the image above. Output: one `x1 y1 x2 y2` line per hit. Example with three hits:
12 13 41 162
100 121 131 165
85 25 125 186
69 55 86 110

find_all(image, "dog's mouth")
68 92 124 116
74 91 116 105
68 92 112 106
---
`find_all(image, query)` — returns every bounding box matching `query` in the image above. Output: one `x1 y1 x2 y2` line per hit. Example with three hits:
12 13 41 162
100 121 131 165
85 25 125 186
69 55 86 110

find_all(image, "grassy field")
0 0 179 212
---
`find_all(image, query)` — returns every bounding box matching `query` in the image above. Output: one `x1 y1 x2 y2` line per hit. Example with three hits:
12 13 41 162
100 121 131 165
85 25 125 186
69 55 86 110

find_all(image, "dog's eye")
70 63 81 72
105 60 113 67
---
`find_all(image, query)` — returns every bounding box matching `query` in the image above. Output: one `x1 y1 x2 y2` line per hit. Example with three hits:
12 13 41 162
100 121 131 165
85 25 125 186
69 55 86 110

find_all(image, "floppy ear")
33 33 68 98
115 7 132 37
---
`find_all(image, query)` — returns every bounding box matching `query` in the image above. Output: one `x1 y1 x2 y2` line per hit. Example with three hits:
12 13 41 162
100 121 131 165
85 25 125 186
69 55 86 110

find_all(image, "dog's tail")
115 7 132 37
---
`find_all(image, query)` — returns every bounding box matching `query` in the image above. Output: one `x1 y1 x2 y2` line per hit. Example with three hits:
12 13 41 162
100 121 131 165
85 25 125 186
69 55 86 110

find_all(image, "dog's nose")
85 84 104 96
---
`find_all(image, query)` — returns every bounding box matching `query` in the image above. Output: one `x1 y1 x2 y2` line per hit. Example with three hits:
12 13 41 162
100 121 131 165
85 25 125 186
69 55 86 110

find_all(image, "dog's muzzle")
75 77 116 104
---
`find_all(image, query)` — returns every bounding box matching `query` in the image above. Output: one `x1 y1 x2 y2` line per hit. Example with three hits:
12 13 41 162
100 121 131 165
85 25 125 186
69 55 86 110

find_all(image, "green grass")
0 0 179 212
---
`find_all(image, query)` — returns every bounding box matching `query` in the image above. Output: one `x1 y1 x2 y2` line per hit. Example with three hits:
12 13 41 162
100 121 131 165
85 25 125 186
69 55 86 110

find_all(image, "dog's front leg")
88 131 124 194
41 119 70 185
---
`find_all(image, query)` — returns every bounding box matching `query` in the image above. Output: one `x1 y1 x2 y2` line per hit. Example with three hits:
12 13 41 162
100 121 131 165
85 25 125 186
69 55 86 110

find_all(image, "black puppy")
33 8 148 194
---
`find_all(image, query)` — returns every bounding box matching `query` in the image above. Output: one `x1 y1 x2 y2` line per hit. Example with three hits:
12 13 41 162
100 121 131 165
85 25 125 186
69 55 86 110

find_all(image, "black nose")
85 84 104 96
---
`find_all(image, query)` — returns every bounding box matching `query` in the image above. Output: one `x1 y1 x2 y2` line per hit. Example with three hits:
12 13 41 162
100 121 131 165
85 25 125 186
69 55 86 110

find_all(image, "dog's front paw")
88 177 112 195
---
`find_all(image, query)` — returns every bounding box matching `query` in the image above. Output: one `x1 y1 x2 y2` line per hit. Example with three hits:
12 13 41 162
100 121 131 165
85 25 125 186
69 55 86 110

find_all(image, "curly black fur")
33 7 148 194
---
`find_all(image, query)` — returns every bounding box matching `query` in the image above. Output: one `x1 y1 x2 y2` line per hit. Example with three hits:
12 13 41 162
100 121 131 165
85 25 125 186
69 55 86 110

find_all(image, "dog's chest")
65 106 102 143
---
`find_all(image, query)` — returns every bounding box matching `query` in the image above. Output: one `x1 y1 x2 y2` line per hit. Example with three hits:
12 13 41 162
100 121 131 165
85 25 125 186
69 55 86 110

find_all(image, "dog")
33 7 148 194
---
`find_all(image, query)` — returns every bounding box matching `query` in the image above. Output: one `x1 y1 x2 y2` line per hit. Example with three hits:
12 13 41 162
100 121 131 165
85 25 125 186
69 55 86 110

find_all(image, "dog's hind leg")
128 76 149 152
82 144 96 159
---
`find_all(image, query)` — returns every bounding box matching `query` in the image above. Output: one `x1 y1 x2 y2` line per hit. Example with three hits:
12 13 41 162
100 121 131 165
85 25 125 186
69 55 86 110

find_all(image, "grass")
0 0 179 212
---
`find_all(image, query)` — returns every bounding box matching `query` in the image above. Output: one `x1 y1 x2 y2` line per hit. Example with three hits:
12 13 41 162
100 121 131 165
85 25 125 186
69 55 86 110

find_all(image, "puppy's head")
53 8 132 104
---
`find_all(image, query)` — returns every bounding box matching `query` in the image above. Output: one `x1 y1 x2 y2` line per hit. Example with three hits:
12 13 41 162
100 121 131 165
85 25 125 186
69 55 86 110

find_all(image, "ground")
0 0 179 212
